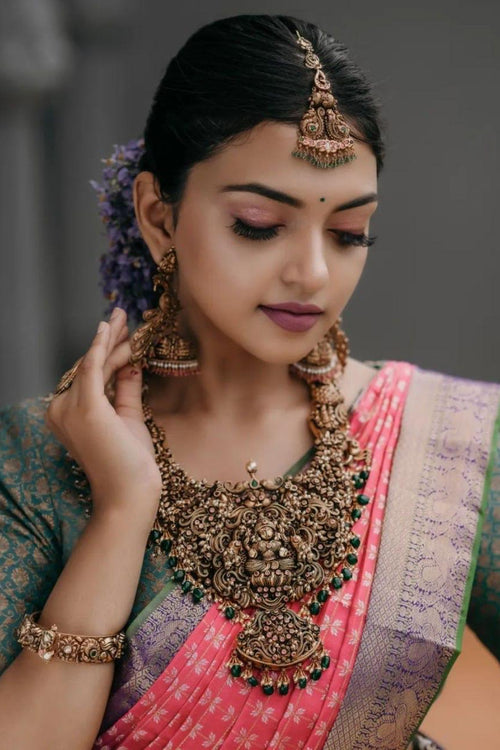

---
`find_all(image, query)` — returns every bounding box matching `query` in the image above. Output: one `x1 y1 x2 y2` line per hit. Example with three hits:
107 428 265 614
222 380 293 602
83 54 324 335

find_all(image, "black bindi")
319 197 325 202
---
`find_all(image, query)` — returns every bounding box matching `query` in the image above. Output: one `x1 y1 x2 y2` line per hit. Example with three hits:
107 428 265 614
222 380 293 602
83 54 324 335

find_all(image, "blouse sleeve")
466 404 500 661
0 397 63 676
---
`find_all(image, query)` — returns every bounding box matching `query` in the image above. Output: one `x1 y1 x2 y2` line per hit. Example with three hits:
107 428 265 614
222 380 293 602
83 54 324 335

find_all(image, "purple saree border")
326 368 500 750
100 587 211 732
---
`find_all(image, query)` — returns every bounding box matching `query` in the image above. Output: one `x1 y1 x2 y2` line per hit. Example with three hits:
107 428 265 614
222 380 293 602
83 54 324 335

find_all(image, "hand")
45 308 162 533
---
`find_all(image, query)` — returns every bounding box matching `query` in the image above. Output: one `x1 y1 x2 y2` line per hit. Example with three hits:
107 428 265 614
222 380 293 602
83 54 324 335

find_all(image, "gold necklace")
142 375 371 695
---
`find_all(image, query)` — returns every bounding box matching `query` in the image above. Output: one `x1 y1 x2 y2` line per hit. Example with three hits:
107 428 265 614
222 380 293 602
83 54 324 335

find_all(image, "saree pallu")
94 361 500 750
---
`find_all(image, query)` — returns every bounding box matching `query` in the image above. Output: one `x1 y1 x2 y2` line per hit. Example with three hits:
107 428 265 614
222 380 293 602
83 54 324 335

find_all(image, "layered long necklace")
142 374 372 696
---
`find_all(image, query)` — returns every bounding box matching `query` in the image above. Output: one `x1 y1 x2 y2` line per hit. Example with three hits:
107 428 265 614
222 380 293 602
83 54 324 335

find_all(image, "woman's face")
162 121 378 365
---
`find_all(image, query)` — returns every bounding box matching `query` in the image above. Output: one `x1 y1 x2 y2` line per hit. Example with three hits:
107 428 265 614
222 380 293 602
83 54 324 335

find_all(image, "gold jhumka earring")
129 244 349 382
290 318 349 384
129 245 200 376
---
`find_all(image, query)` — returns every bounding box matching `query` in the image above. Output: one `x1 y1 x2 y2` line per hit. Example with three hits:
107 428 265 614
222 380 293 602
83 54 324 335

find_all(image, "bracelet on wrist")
15 611 127 664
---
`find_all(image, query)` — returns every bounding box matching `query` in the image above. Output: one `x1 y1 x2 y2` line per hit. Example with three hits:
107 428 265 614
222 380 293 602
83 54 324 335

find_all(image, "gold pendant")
227 606 329 695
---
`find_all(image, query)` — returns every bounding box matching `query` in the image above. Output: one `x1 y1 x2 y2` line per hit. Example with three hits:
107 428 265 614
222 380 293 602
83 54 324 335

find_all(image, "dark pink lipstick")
259 301 324 333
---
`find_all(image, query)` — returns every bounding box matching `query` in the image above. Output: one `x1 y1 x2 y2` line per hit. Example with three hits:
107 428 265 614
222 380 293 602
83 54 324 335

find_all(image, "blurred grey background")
1 0 499 407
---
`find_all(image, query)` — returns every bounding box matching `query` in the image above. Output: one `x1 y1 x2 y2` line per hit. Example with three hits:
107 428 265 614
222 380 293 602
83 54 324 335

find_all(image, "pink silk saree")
94 361 500 749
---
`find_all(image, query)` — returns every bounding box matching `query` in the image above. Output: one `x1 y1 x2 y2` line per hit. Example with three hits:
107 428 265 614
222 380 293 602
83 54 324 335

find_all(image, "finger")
105 308 128 357
114 363 144 420
75 320 113 404
74 310 128 404
102 339 133 384
107 319 129 359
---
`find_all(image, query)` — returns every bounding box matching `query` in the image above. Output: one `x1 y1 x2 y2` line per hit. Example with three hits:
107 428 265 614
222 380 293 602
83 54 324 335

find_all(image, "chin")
241 339 314 367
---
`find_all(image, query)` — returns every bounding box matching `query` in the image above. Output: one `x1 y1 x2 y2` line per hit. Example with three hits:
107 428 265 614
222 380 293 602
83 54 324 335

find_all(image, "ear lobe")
133 171 175 264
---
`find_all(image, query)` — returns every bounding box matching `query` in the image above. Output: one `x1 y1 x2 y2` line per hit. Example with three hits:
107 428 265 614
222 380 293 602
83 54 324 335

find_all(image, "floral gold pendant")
228 607 328 695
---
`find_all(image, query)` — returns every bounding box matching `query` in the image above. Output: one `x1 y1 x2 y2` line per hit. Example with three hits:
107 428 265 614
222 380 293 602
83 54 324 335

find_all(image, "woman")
0 14 498 750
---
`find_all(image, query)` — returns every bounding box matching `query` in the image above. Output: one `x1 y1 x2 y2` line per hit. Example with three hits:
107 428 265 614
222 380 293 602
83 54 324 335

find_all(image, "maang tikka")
129 245 200 376
292 30 357 169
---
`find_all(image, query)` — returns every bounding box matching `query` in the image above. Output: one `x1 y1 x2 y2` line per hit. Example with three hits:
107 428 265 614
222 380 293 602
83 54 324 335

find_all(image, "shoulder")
403 362 500 398
0 394 82 529
1 394 54 447
0 395 58 482
340 357 383 407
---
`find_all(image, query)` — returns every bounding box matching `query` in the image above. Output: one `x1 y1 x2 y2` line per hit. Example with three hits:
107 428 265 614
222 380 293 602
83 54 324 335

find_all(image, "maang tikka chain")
292 30 357 169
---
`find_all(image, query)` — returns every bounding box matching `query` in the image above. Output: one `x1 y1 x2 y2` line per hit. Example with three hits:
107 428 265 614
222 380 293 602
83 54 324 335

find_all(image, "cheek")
175 218 259 311
329 248 368 294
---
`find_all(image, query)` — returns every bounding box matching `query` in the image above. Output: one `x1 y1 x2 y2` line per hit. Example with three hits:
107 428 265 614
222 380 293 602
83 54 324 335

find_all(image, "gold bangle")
15 611 127 664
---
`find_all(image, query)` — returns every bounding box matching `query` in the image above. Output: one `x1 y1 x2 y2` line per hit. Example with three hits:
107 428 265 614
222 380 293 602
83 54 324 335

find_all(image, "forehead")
188 121 378 201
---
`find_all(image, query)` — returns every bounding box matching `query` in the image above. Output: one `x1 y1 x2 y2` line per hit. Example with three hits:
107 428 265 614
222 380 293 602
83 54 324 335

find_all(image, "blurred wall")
0 0 499 407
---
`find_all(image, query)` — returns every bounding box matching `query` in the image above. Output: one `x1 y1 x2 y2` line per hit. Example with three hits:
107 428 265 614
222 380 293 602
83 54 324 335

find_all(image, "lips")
262 301 324 315
259 303 323 333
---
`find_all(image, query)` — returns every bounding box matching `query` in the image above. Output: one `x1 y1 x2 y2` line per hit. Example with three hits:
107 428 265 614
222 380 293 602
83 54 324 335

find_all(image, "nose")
280 232 330 295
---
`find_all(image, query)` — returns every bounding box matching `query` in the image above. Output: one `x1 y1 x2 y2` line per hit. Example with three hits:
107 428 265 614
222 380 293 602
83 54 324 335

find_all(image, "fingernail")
97 321 106 333
110 307 121 321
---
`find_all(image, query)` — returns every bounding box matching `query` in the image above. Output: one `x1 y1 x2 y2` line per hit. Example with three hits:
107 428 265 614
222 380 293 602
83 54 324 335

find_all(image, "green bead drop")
347 553 358 565
225 606 235 620
181 580 193 593
309 601 320 615
262 684 274 695
342 567 352 581
357 494 370 506
360 469 370 480
317 589 329 603
331 576 343 589
321 655 331 669
353 476 364 489
192 588 204 602
247 676 259 687
230 664 242 677
150 529 161 542
351 536 361 549
160 538 172 554
173 569 185 582
311 668 323 681
351 508 362 520
279 684 289 695
167 556 178 568
298 677 308 689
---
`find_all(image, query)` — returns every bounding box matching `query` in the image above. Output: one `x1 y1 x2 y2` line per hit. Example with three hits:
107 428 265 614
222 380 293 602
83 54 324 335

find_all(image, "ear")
133 171 176 264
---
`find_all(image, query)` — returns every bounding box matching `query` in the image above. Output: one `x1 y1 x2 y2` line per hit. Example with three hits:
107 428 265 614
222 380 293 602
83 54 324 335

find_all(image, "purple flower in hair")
90 137 158 324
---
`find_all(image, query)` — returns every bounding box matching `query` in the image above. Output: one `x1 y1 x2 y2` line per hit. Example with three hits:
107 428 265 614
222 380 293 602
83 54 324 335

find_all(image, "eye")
230 218 280 241
331 230 377 248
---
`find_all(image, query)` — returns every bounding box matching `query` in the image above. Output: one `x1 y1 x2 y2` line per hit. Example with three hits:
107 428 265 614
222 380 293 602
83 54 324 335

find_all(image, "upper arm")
0 399 63 676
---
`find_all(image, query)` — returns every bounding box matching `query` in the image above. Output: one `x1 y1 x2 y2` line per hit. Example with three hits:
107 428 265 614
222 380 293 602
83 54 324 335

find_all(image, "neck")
145 350 310 422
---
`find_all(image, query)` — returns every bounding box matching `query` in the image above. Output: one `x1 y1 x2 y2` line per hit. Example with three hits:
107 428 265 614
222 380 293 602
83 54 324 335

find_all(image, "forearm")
0 511 149 750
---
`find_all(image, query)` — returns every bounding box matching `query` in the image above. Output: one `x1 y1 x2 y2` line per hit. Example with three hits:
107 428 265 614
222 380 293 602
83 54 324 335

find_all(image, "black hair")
139 14 385 224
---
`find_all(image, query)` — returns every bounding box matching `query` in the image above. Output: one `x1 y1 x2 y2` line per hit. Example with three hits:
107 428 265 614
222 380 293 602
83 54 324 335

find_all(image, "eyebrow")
219 182 378 212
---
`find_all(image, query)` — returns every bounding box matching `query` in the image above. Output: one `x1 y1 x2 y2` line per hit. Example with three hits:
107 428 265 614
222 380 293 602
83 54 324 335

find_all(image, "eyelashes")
231 218 279 242
229 217 377 248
